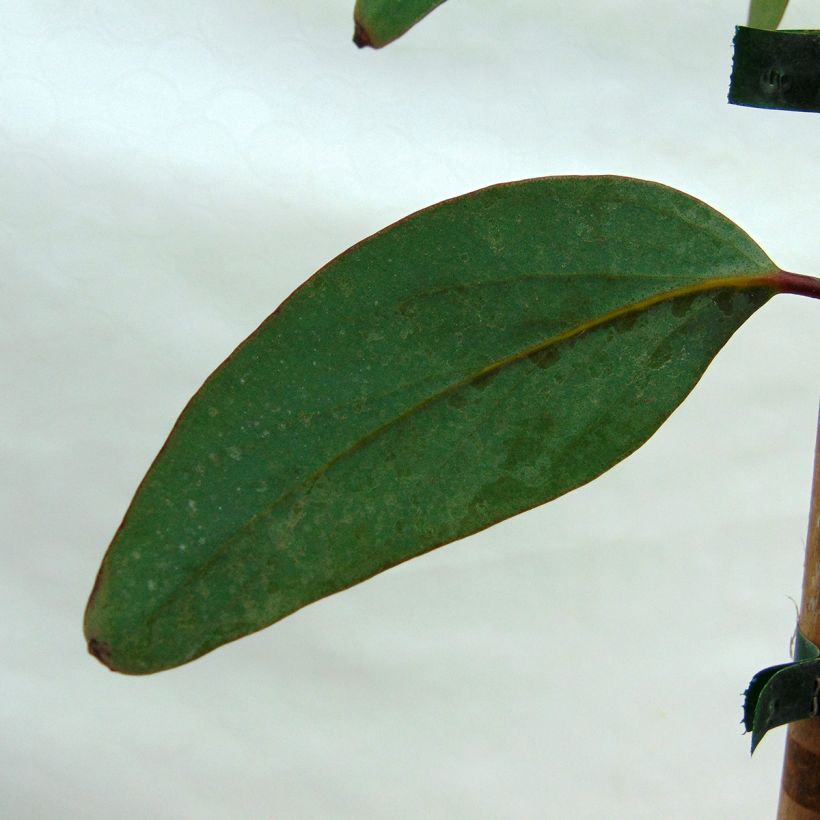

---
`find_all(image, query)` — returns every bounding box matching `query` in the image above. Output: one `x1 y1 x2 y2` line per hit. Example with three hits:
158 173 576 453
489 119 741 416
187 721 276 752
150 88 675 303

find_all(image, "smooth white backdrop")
2 1 820 817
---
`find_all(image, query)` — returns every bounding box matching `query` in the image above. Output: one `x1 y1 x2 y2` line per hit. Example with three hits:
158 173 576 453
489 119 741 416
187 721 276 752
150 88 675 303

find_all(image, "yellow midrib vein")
140 271 777 624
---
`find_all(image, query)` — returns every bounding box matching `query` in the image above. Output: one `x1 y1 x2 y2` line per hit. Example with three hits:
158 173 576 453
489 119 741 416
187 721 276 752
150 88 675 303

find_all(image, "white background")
2 1 820 817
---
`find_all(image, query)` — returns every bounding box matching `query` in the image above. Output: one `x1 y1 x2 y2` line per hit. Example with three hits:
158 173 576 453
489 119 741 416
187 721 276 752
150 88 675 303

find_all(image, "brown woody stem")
777 408 820 819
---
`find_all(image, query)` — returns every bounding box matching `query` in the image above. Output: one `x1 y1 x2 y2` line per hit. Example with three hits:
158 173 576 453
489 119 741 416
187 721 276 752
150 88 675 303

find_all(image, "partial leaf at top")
748 0 789 30
353 0 448 48
85 176 786 674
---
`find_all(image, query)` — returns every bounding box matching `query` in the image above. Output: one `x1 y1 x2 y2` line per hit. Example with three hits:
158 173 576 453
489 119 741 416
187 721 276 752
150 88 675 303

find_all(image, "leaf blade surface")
748 0 789 29
84 176 780 674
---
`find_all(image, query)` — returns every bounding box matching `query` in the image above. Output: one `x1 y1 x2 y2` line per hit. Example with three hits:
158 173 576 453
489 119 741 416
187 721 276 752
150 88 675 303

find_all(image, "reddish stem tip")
774 271 820 301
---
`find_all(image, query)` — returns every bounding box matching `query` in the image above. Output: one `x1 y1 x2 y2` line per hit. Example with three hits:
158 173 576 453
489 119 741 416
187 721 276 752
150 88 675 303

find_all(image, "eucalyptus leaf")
84 176 817 675
729 26 820 113
744 629 820 753
747 0 789 30
353 0 447 48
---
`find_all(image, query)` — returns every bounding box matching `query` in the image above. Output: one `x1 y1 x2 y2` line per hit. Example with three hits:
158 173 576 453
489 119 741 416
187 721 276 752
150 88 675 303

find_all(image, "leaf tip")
353 21 374 49
86 636 115 670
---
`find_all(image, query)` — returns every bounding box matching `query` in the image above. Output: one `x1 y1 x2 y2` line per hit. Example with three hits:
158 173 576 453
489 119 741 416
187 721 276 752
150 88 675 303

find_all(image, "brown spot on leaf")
715 289 736 317
447 391 467 410
528 347 560 370
612 312 637 334
472 369 498 391
649 339 673 370
671 293 696 318
87 638 114 669
353 22 372 48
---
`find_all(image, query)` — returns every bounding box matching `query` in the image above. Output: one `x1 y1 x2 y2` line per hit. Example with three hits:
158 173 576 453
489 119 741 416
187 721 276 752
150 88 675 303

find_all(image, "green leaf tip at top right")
747 0 789 30
83 175 820 676
353 0 448 48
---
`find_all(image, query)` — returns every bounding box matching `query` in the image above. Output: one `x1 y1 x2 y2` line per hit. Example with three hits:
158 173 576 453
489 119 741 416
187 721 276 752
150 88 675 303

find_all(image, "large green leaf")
747 0 789 30
86 176 807 675
353 0 448 48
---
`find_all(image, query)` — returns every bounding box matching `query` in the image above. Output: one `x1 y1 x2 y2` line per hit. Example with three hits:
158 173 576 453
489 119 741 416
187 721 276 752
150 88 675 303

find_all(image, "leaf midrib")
142 272 776 624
